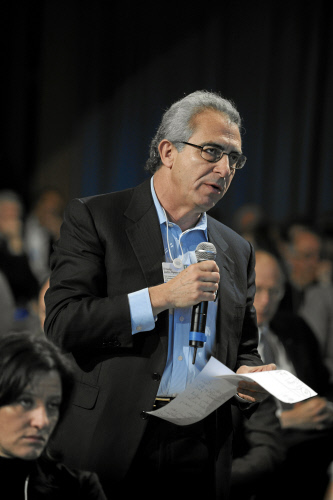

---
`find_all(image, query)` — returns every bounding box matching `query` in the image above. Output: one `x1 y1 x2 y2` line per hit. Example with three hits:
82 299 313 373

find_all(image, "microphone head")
195 242 217 262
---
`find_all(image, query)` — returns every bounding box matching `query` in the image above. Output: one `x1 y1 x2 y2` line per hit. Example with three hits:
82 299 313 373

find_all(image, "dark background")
2 0 333 230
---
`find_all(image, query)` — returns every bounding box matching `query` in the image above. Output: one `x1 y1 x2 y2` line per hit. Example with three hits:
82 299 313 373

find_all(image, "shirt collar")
258 323 269 342
150 175 208 233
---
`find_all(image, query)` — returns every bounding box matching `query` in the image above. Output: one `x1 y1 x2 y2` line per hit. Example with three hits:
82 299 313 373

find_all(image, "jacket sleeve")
44 198 134 353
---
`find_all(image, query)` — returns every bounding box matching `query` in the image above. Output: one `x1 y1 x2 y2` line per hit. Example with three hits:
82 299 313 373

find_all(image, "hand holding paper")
147 357 317 426
236 363 277 403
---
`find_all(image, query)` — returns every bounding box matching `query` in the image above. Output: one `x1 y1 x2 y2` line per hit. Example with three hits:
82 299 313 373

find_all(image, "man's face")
168 110 242 215
254 255 284 327
0 200 22 236
289 232 321 287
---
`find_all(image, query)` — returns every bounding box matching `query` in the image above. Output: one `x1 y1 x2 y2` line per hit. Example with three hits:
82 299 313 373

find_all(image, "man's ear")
158 140 176 169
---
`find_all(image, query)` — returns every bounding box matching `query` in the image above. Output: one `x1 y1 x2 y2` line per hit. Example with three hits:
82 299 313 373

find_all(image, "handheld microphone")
189 242 217 364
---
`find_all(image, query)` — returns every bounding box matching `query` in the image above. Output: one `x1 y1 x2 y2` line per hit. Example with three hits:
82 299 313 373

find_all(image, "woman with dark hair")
0 331 107 499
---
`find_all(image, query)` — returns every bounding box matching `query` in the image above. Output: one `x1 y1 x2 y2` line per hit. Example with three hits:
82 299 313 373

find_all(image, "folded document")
147 356 317 426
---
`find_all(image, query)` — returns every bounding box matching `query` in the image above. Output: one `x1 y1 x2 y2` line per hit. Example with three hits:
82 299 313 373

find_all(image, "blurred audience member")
25 188 65 286
232 203 265 242
0 190 40 322
278 223 323 311
299 283 333 383
231 203 288 277
0 270 15 335
277 222 333 383
255 250 333 500
0 330 107 499
230 395 285 500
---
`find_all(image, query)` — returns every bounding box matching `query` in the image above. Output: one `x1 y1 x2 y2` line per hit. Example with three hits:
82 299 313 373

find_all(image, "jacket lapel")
207 218 235 364
124 179 165 288
124 179 169 357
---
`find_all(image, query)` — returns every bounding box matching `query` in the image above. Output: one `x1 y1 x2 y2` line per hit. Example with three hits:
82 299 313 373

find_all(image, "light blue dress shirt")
128 177 217 396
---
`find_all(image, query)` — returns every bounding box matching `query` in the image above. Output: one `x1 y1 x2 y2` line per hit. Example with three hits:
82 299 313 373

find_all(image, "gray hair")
145 90 242 174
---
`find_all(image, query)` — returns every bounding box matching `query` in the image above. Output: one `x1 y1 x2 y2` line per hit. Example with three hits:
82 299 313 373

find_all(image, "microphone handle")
189 301 208 363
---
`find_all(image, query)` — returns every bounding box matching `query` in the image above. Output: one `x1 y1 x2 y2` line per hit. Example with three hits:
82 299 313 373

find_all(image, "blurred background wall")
2 0 333 229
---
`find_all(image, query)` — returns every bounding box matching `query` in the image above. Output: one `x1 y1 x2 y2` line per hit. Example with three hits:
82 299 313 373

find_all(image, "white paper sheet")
147 356 317 426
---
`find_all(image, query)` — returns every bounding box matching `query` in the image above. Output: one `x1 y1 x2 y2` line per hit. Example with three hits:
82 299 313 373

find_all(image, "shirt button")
178 356 183 361
136 326 142 331
179 316 184 322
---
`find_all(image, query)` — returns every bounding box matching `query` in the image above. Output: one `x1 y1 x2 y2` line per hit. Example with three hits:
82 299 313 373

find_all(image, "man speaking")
45 90 274 499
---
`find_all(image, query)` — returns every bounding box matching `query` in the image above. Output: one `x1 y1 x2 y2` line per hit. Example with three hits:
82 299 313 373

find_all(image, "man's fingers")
237 381 269 402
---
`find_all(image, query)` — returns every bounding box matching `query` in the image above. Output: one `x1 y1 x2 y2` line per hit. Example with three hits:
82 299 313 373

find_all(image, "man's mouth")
206 182 222 193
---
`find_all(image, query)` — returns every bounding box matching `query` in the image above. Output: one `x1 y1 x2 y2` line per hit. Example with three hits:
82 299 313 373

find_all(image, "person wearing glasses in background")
253 249 333 500
44 90 275 499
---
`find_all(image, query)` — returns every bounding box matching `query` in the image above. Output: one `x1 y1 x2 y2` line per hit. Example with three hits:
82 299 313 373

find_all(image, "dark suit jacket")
256 314 333 499
230 314 333 500
270 311 333 399
44 178 261 492
230 396 285 500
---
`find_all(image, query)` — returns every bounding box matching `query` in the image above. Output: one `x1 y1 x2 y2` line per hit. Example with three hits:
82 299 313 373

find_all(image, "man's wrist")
235 393 255 408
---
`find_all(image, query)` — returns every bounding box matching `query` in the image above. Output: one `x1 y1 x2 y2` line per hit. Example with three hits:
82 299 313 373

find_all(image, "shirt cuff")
128 288 156 334
234 393 255 408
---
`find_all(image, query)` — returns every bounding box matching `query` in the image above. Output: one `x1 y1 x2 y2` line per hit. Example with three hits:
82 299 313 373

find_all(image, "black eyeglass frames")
177 141 246 170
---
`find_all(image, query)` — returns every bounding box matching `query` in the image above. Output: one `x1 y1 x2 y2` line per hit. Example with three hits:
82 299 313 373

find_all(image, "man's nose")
213 153 232 176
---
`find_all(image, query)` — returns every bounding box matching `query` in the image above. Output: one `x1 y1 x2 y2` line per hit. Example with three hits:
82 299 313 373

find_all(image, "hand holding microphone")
148 242 219 322
189 242 217 364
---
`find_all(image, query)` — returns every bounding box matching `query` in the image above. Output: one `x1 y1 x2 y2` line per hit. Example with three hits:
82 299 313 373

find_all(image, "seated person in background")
299 279 333 383
255 250 333 500
0 190 40 324
230 395 286 500
25 187 65 286
0 331 107 499
278 222 328 312
277 222 333 384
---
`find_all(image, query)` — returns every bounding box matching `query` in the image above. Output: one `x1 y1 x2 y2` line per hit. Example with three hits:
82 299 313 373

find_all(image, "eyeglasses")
178 141 247 170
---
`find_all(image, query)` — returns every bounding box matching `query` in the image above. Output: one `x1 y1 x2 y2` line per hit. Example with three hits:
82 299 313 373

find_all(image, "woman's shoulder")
35 459 107 499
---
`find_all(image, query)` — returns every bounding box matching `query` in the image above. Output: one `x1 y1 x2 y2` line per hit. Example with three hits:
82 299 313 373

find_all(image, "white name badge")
162 261 186 282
